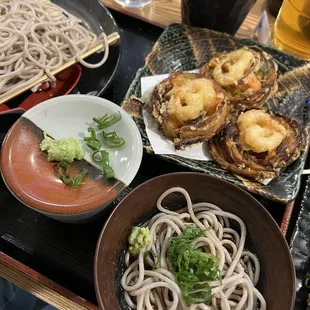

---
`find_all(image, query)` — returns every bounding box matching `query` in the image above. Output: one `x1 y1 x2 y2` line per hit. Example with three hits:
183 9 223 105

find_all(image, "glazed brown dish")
200 46 278 110
94 173 296 310
209 109 303 181
147 72 229 149
0 117 124 216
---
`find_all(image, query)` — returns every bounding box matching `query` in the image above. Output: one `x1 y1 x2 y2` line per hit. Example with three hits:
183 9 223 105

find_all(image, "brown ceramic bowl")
0 95 142 223
94 172 296 310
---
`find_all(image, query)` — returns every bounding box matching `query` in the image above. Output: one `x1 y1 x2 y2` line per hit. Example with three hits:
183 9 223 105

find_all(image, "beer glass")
273 0 310 60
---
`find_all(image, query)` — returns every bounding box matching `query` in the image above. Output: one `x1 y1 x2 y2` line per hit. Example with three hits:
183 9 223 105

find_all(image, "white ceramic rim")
21 94 143 186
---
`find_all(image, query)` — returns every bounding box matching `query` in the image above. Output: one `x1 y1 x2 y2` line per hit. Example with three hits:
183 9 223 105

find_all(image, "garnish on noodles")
128 227 151 256
167 225 220 305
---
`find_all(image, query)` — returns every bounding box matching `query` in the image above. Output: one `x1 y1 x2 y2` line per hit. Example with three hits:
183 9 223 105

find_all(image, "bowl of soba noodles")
94 172 295 310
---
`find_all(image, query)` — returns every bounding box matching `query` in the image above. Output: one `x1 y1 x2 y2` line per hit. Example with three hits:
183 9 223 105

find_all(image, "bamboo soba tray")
0 32 120 105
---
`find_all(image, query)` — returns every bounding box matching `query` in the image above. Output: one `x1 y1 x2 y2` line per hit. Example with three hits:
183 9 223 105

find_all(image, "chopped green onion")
87 141 101 151
100 149 109 162
83 113 125 181
93 112 122 129
56 161 87 188
105 138 125 148
59 174 72 185
56 161 73 185
102 131 117 139
84 127 101 143
92 151 102 163
84 127 102 152
90 150 115 178
100 150 115 179
102 163 114 179
88 127 98 140
101 131 125 148
73 168 88 189
167 225 220 305
57 161 70 170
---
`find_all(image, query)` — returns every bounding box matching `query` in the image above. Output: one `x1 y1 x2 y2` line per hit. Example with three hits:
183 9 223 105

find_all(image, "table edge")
0 251 98 310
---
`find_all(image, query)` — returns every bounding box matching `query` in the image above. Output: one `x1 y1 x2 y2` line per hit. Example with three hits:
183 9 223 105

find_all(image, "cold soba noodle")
122 187 266 310
0 0 109 98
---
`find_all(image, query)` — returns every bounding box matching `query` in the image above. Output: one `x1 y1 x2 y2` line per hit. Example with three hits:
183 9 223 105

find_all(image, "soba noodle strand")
121 187 267 310
0 0 109 98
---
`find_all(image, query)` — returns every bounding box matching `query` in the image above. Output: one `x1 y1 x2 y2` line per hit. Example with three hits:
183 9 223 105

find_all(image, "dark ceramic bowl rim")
95 0 122 97
94 172 296 309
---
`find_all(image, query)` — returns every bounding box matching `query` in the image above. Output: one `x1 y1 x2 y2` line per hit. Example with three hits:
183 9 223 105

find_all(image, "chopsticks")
0 32 120 105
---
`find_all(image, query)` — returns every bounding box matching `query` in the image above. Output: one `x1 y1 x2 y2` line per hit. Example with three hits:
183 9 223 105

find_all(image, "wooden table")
0 1 275 309
102 0 274 39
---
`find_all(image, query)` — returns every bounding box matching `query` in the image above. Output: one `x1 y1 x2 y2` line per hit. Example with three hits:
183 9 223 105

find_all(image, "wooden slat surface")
0 251 98 310
0 32 120 105
101 0 274 38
